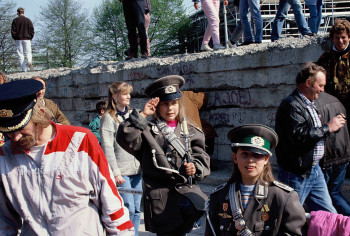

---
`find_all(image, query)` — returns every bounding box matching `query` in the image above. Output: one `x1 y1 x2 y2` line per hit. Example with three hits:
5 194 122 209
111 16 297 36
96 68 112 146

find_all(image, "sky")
15 0 103 23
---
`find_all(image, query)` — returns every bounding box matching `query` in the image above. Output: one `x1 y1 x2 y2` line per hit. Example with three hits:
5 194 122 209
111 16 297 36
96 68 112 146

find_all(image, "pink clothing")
307 210 350 236
145 13 151 55
166 120 177 129
201 0 221 45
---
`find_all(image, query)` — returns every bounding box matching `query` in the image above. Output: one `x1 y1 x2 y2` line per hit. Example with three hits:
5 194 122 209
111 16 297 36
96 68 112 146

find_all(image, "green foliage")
0 0 17 72
37 0 92 68
91 0 193 60
148 0 192 56
90 0 128 61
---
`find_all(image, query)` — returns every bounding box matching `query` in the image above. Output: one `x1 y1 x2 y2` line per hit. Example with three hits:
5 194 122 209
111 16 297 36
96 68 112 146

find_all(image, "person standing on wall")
100 82 142 235
194 0 227 51
121 0 148 60
11 7 34 72
305 0 323 34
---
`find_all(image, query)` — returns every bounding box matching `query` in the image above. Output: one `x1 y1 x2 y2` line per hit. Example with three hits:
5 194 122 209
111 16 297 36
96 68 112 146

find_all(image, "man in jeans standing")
275 62 346 213
271 0 313 41
11 7 34 72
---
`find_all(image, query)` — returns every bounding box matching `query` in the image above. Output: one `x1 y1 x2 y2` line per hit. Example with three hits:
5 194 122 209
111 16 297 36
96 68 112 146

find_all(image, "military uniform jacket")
117 109 210 233
205 181 306 236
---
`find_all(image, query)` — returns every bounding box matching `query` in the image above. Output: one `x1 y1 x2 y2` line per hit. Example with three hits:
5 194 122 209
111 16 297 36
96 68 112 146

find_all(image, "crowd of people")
1 4 350 236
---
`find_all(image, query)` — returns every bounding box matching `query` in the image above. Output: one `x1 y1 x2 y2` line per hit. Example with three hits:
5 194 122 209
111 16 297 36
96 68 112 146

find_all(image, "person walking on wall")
271 0 313 41
194 0 227 51
305 0 323 34
100 82 142 235
238 0 263 45
11 7 34 72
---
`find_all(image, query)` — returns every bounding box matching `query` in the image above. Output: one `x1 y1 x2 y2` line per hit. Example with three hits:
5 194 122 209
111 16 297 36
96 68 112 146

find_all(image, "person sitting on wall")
32 76 70 125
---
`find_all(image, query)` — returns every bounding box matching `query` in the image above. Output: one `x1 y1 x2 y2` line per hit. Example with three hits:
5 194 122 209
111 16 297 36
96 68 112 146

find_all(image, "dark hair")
228 148 275 184
17 7 24 14
330 19 350 40
96 100 107 114
296 62 326 86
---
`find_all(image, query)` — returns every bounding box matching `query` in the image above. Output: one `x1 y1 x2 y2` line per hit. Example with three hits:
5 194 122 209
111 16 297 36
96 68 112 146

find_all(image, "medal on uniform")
223 202 228 212
261 204 270 221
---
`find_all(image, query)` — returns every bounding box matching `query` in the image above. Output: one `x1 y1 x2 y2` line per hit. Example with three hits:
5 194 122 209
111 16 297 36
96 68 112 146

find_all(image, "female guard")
205 124 306 236
117 75 210 236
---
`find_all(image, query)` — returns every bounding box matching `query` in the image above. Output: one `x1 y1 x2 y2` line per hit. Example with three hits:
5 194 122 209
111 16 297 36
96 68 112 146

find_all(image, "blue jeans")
278 164 337 213
119 173 142 236
307 0 322 34
239 0 263 42
271 0 311 41
324 162 350 216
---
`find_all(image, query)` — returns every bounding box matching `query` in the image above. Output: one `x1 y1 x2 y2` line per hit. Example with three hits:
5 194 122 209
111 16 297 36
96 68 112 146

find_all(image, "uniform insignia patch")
218 213 232 219
273 181 294 192
223 202 228 212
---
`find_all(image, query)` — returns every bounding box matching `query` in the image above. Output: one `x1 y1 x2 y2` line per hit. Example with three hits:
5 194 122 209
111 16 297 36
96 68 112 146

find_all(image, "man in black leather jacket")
275 62 346 213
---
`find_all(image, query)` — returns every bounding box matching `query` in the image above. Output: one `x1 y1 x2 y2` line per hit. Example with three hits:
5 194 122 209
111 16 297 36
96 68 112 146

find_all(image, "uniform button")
167 157 171 161
265 225 270 231
220 225 224 230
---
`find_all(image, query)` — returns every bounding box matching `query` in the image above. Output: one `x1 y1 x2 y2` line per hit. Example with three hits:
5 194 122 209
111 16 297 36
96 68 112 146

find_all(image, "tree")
0 0 17 72
148 0 192 56
90 0 128 62
37 0 92 68
91 0 192 61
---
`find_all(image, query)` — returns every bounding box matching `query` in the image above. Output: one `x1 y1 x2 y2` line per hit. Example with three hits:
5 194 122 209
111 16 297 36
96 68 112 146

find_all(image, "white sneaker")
227 41 237 48
213 44 225 51
200 44 213 52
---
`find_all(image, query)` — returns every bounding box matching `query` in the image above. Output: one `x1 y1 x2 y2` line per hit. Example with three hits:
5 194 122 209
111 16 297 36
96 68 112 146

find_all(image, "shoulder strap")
156 120 186 158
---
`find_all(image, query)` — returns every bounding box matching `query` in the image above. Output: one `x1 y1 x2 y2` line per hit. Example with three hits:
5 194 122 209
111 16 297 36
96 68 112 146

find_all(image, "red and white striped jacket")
0 123 134 235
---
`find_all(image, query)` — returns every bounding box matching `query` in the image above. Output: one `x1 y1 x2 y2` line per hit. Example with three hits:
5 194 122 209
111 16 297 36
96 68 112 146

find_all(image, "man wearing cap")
117 75 210 235
0 79 134 235
32 76 70 125
275 62 346 213
205 124 306 235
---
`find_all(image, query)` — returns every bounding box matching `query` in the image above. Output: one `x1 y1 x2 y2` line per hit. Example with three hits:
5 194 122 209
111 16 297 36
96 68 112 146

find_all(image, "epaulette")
273 181 294 192
209 183 227 195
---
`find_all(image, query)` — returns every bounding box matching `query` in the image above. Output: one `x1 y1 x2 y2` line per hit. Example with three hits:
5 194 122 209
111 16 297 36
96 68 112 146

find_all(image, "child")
89 100 107 143
117 75 210 236
205 124 306 235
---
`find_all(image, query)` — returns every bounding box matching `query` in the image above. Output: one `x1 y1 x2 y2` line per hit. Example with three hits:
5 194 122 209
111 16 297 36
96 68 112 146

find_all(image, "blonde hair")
106 82 133 122
31 99 54 127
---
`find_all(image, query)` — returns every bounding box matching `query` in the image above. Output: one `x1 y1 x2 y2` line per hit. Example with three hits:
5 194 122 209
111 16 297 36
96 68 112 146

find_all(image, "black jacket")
275 89 330 177
11 15 34 40
314 92 350 168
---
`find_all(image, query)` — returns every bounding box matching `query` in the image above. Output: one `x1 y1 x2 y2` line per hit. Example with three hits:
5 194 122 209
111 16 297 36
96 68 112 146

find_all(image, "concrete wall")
8 36 330 162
